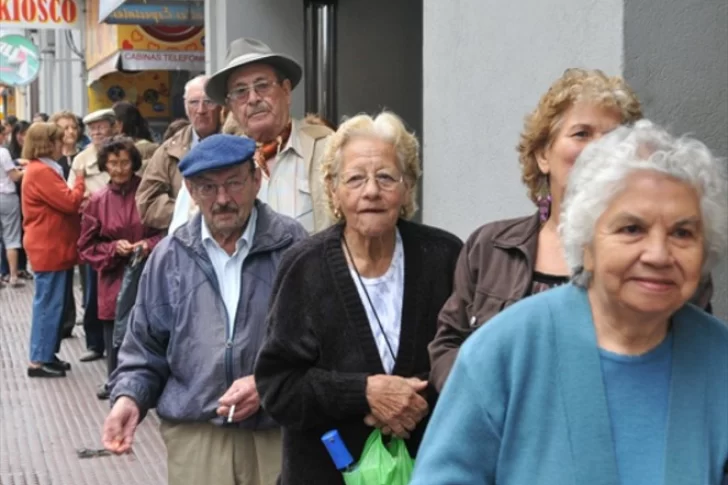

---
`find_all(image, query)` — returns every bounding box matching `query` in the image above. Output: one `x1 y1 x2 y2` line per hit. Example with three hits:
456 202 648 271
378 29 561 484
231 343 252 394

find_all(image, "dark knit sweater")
255 219 463 485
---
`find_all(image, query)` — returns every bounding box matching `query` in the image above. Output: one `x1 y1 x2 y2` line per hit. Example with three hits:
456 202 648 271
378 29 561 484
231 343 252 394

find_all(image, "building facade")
205 0 727 319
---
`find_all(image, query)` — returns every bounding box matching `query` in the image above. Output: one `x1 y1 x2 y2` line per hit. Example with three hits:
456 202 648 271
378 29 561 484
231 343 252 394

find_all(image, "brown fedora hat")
205 38 303 104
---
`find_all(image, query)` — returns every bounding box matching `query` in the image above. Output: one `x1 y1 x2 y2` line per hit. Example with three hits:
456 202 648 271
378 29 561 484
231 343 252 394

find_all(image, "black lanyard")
342 235 397 365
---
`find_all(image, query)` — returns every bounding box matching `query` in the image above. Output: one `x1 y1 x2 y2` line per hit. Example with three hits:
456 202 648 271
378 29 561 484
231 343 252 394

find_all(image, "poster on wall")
89 70 171 119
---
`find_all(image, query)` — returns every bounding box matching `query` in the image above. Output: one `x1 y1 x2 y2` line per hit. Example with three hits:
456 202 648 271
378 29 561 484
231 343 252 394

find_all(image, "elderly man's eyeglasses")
227 80 278 103
186 98 216 109
339 172 403 191
194 178 249 199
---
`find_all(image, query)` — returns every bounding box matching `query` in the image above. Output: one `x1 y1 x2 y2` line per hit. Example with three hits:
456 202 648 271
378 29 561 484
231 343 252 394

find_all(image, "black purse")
112 246 147 348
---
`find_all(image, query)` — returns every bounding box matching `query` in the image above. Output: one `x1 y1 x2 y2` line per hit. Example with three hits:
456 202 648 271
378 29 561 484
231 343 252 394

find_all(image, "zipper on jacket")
176 231 294 391
224 336 234 389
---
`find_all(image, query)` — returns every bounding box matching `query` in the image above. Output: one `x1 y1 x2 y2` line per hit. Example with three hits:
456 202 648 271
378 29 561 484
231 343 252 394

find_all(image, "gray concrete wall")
422 0 625 239
205 0 305 117
624 0 728 319
30 29 86 117
336 0 422 134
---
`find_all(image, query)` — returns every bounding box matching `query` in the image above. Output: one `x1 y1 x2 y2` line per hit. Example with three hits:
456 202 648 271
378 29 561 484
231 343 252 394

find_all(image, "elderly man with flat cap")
204 38 334 234
68 108 119 364
102 134 307 485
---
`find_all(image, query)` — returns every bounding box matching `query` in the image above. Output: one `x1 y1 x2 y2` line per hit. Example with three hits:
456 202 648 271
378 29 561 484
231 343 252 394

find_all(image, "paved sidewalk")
0 279 166 485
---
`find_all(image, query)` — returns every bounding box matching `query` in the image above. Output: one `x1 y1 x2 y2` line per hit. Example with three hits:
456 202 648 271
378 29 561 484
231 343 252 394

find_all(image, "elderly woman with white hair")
409 120 728 485
254 111 463 484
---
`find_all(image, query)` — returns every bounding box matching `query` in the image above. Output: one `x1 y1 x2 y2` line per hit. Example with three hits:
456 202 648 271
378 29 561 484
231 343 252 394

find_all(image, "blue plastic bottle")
321 429 356 472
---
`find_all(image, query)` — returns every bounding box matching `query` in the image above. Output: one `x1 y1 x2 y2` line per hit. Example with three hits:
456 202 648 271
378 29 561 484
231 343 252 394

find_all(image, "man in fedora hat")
103 134 307 485
205 38 334 234
68 108 119 365
136 75 222 232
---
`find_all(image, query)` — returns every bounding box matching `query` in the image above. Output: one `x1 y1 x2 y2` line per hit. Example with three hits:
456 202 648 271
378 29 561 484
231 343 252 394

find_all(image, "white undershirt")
349 230 405 374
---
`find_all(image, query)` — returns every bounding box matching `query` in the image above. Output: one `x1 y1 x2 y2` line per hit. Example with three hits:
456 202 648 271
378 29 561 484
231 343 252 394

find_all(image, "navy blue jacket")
110 201 308 428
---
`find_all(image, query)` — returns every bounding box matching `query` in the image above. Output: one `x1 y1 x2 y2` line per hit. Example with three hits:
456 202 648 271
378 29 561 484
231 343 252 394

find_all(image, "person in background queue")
32 112 49 123
69 109 119 364
22 123 85 378
410 120 728 485
51 111 82 181
76 115 91 151
1 120 31 283
205 38 334 233
111 101 159 172
103 135 307 485
135 75 222 232
78 136 163 400
50 110 84 339
0 126 24 289
428 68 714 393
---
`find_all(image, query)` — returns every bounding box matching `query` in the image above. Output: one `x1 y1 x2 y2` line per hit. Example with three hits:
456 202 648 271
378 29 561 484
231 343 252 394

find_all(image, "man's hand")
102 396 140 454
365 375 429 439
216 376 260 423
116 240 134 256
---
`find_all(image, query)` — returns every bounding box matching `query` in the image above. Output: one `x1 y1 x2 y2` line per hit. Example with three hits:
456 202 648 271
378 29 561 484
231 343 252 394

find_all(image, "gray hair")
560 119 728 287
321 111 422 220
184 75 210 98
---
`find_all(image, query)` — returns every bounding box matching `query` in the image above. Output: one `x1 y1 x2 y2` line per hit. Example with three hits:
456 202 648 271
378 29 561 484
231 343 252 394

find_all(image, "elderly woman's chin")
617 278 699 317
348 210 399 238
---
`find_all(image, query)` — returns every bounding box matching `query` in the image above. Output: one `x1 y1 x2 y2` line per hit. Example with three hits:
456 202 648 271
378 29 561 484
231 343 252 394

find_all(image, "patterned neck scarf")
254 122 292 178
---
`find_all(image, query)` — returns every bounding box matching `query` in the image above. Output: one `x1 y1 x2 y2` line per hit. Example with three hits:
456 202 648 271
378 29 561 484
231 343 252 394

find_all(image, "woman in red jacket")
78 136 163 399
22 122 85 378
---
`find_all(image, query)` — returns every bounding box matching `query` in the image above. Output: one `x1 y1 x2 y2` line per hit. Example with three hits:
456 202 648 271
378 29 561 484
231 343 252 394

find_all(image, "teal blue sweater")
411 284 728 485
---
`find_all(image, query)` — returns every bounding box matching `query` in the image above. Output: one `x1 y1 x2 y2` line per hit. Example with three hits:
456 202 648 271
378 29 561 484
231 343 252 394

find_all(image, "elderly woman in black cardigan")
255 111 463 485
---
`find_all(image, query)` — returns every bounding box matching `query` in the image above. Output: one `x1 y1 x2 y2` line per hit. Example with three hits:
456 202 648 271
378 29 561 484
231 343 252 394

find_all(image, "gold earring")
334 207 342 219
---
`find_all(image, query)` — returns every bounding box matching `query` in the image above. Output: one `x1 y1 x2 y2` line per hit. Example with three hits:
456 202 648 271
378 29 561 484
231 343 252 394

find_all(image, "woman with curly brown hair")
428 68 716 392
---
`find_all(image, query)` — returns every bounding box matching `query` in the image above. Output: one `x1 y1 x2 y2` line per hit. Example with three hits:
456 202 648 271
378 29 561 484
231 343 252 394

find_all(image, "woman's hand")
133 240 150 257
365 375 429 439
115 240 134 256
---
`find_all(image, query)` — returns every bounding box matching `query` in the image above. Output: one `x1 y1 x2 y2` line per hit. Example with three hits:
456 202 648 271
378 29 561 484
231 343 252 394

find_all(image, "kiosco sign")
0 0 82 30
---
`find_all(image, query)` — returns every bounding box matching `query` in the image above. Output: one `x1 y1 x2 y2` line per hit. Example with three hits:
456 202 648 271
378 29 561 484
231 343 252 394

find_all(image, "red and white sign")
0 0 82 30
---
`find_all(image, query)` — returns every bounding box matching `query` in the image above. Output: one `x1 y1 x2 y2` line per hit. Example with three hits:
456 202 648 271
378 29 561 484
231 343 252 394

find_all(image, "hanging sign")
0 34 41 87
0 0 83 30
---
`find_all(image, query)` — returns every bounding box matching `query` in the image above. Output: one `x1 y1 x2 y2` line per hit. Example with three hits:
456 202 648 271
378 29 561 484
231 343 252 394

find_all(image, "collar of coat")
172 199 298 258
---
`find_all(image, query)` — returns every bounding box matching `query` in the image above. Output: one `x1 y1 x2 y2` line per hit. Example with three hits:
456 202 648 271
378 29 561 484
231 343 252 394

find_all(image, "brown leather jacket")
428 212 714 392
135 125 192 230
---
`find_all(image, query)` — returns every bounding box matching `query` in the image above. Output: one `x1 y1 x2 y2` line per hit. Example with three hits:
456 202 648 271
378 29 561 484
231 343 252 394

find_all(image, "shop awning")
98 0 203 26
87 49 204 86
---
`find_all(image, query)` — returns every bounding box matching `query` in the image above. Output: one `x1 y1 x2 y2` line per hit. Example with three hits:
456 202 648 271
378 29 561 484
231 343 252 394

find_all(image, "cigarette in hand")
227 405 236 423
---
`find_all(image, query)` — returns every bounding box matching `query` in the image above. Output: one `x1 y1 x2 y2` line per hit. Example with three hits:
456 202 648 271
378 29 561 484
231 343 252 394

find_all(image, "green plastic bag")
342 429 415 485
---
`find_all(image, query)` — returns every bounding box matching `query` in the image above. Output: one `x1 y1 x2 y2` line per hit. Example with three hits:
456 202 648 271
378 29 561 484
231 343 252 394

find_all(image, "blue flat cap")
178 134 257 178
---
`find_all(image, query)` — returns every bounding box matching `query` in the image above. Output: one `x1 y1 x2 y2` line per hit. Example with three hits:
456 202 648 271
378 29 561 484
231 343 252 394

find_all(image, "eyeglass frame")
191 169 256 199
226 79 280 103
185 98 217 109
337 171 405 191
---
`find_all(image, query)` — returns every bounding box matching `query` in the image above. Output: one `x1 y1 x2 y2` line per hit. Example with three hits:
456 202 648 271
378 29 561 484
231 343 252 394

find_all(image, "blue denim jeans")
29 271 68 363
